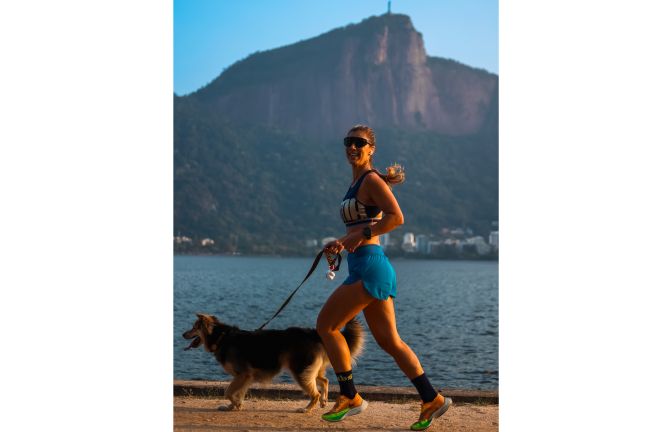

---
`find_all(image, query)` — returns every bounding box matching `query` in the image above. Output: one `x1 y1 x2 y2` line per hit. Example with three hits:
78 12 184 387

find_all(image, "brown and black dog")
182 313 364 413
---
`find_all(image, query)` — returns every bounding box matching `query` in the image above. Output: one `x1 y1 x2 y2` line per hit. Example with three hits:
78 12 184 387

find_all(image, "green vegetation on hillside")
174 97 497 254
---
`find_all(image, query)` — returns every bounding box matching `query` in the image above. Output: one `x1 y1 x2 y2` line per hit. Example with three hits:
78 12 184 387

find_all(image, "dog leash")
256 249 341 331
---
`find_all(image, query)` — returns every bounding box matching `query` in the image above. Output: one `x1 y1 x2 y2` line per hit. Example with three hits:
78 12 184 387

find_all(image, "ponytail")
376 163 405 185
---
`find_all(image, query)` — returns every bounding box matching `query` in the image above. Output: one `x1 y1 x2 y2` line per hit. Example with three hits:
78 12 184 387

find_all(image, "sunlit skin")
316 129 425 380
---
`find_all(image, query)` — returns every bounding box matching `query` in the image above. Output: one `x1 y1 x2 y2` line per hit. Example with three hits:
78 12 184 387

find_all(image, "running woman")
317 125 451 431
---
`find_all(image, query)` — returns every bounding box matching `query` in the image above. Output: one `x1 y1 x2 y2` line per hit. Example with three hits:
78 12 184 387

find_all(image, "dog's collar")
210 328 227 350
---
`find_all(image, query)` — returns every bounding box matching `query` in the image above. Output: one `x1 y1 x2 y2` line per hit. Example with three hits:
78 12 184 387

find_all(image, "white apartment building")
465 236 491 255
379 232 390 249
402 232 416 252
489 231 499 250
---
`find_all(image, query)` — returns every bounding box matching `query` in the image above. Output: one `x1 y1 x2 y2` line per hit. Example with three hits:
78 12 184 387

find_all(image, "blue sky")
174 0 498 95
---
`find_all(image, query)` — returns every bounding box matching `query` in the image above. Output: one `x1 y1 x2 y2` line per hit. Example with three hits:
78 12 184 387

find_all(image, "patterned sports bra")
340 170 382 227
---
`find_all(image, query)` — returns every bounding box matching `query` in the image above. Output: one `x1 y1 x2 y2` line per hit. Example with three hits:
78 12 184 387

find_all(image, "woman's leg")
364 296 449 429
316 280 375 372
318 280 374 421
362 296 424 379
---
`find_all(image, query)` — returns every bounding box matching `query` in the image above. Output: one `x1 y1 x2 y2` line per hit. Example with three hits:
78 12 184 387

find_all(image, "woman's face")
345 130 374 167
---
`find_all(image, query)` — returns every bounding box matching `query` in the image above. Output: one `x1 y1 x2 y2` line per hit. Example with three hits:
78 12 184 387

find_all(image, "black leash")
256 249 341 331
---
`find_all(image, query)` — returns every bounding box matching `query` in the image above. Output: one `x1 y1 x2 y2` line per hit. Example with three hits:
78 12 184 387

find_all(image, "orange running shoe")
321 393 368 422
410 393 452 431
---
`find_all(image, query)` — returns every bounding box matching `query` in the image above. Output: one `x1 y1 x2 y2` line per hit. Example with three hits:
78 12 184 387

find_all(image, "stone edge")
174 380 498 405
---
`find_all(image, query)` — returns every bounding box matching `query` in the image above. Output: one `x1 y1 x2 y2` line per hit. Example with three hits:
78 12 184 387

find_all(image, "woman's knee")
316 313 335 337
376 335 406 356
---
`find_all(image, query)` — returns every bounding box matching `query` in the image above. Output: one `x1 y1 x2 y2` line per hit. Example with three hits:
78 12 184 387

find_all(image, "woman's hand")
324 239 344 255
340 231 364 253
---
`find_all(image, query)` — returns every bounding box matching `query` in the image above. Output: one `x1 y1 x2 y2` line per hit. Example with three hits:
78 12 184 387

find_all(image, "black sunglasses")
344 136 371 148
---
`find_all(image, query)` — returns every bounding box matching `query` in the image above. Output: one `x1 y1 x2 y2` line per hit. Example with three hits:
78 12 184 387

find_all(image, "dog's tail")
341 317 365 362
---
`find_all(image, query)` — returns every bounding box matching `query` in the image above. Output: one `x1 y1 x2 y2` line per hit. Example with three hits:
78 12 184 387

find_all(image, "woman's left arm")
363 173 404 236
339 174 404 252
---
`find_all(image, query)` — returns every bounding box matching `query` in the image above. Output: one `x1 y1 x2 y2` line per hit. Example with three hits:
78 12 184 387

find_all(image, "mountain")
189 14 497 138
174 14 498 254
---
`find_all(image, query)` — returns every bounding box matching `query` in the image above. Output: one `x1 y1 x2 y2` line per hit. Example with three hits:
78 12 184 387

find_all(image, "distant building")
427 240 442 255
489 231 499 250
415 234 428 254
466 236 491 255
443 238 462 251
450 228 465 237
200 238 215 247
402 232 416 253
379 232 390 249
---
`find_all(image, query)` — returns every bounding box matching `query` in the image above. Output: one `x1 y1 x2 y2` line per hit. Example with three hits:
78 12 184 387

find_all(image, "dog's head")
182 313 219 351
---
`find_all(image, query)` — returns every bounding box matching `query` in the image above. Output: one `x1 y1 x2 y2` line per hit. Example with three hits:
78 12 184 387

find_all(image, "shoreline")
174 380 498 405
173 252 499 262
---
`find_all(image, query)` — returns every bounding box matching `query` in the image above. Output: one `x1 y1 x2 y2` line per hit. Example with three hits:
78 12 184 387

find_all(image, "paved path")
174 380 498 404
174 396 499 431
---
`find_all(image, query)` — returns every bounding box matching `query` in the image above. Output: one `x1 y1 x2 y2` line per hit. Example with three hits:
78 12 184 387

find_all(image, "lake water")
174 255 498 390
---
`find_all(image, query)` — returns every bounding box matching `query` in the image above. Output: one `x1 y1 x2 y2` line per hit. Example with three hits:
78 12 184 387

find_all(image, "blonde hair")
347 124 406 185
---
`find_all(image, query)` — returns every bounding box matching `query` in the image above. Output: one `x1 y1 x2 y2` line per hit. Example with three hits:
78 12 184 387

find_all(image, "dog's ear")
195 313 218 334
196 313 219 324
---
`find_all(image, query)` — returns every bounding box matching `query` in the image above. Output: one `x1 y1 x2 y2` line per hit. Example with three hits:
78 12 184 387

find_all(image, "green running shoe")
321 393 368 422
410 394 452 431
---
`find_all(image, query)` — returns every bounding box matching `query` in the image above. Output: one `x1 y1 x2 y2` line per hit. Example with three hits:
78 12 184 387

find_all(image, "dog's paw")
296 404 317 413
320 398 328 408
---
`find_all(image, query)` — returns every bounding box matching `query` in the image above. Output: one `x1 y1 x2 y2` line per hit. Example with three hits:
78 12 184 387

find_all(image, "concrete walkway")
174 380 498 404
174 381 498 431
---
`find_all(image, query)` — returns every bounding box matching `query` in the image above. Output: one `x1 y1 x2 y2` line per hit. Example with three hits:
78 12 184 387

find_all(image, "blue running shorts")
343 244 397 300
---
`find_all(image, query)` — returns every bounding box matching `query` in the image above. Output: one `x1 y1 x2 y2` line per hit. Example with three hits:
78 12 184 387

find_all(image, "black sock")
336 370 357 399
411 373 439 403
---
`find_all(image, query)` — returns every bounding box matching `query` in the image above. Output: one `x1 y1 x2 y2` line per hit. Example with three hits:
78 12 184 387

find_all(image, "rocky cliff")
188 14 497 137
